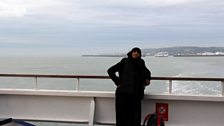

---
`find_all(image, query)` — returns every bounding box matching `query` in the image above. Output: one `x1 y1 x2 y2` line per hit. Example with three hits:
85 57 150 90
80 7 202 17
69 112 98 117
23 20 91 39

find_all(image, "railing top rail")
152 76 224 81
0 74 109 79
0 74 224 81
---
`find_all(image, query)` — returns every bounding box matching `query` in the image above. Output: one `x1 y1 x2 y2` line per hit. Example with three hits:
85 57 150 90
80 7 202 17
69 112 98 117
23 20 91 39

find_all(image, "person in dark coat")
107 47 151 126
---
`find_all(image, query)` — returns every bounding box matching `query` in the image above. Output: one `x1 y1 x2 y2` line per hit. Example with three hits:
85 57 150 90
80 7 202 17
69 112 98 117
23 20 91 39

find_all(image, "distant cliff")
142 46 224 56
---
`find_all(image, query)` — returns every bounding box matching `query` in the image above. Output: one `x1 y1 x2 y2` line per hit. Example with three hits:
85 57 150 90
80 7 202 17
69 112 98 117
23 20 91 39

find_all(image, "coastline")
173 54 224 57
82 54 126 57
82 54 224 57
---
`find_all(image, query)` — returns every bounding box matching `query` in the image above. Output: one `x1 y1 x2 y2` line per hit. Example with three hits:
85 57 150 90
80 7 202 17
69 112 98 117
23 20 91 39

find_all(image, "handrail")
0 74 110 79
0 73 224 81
0 73 224 95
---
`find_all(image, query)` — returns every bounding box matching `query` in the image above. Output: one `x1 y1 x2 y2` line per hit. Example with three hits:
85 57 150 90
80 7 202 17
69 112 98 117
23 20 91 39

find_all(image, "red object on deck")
156 103 169 121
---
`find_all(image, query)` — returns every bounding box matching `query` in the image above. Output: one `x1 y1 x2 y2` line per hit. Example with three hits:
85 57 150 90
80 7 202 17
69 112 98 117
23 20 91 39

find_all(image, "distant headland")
143 46 224 57
82 46 224 57
82 54 127 57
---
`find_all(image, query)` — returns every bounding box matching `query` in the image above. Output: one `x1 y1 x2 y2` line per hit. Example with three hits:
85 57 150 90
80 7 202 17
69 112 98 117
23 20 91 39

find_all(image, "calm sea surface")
0 56 223 94
0 56 224 125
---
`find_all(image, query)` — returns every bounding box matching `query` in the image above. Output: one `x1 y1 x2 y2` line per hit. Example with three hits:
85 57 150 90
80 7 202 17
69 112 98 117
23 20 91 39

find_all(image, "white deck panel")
1 89 224 126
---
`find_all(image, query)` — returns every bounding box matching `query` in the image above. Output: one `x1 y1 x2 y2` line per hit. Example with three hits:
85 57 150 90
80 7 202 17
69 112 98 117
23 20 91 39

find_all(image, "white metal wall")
1 89 224 126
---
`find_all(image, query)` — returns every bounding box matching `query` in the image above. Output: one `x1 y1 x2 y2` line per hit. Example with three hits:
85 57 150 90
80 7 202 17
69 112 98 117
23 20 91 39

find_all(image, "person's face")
132 51 140 59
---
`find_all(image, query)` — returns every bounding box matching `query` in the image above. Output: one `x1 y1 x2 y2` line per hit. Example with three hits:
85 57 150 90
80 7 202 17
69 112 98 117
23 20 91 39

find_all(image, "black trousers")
115 91 142 126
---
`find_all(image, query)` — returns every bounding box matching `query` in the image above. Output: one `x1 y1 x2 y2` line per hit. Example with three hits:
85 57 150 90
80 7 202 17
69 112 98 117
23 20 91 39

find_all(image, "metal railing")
0 73 224 95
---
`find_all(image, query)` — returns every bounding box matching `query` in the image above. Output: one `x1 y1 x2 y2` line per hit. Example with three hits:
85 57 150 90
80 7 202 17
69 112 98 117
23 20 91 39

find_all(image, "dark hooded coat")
107 49 151 98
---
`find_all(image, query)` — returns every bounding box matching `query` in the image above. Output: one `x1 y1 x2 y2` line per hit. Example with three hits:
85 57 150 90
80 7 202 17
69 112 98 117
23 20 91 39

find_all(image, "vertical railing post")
76 78 80 91
89 97 95 126
221 81 224 96
169 80 172 94
34 76 38 90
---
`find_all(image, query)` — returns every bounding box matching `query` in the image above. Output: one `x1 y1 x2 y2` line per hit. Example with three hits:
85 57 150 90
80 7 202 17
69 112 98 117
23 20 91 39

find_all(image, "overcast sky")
0 0 224 56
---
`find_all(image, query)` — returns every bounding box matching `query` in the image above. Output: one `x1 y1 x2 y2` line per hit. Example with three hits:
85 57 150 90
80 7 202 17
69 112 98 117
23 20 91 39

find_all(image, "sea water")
0 56 223 95
0 56 224 125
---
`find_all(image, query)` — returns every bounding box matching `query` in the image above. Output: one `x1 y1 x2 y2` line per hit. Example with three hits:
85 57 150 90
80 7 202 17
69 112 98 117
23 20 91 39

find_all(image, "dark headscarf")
127 47 142 58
